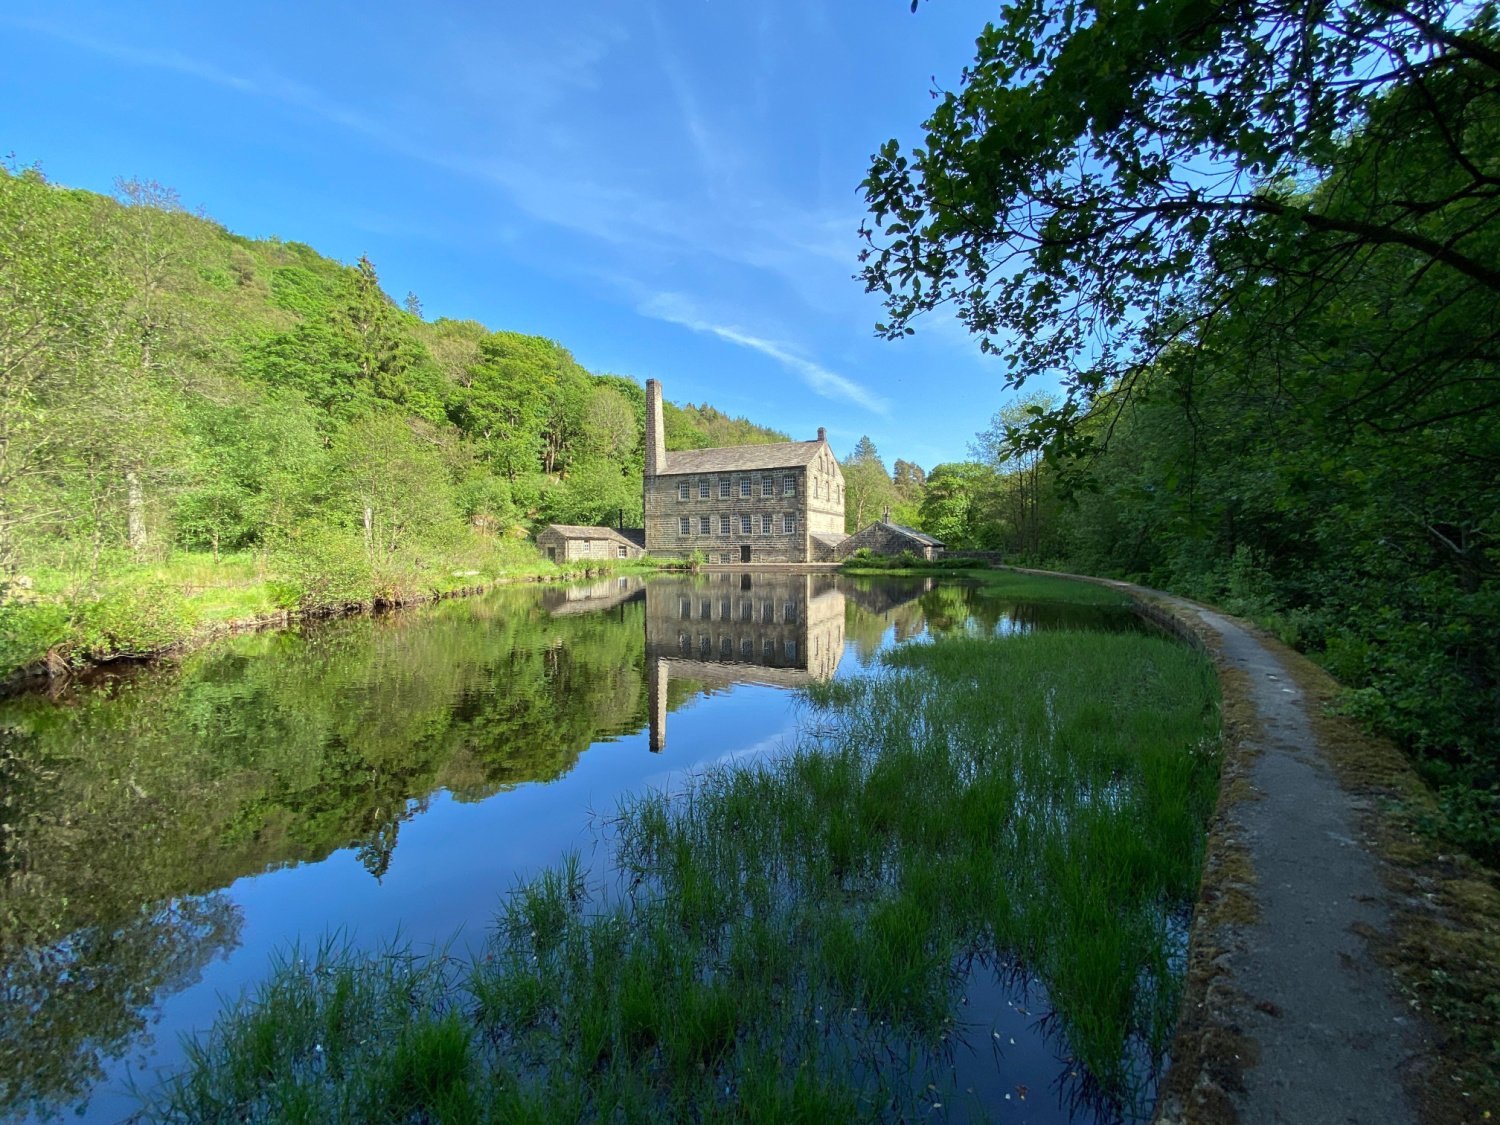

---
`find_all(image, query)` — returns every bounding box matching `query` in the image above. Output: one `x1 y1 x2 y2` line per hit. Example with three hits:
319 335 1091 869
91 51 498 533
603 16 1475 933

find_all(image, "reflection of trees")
0 583 661 1120
0 893 241 1120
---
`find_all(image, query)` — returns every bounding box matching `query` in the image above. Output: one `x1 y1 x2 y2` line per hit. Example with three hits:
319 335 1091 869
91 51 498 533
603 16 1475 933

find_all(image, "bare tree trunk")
363 504 374 555
127 469 147 557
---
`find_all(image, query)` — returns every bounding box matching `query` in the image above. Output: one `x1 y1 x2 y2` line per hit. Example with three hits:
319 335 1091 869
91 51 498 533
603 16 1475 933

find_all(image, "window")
739 478 751 498
761 601 773 624
741 637 754 656
785 639 797 660
699 634 711 655
678 482 690 501
783 475 796 496
784 602 797 624
813 478 820 498
699 516 711 534
720 597 731 619
782 514 795 534
700 599 712 619
679 632 690 653
679 517 691 535
719 514 730 535
699 479 710 499
721 635 733 657
763 638 775 659
720 552 732 563
739 515 752 534
679 598 691 619
761 476 775 497
719 479 731 498
617 546 627 558
760 514 772 535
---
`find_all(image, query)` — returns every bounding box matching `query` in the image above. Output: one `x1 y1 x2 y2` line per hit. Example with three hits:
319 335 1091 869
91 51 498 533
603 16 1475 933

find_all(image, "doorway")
740 545 752 563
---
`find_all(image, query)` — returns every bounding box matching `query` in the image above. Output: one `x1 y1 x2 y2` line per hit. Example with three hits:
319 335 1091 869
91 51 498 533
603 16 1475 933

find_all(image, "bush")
67 582 199 662
269 527 373 612
0 600 70 673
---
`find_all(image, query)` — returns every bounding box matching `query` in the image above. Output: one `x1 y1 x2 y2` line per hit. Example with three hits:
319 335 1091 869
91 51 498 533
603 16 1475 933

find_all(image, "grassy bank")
0 544 664 685
147 601 1220 1123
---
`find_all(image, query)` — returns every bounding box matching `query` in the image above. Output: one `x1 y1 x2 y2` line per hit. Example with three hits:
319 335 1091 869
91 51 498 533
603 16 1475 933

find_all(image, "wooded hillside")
0 166 784 669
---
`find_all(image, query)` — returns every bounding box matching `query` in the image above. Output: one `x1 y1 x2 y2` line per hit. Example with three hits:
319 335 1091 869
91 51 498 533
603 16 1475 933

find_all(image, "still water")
0 572 1144 1124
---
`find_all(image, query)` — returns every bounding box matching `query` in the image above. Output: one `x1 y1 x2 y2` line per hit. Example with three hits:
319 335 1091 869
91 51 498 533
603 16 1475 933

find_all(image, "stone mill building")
642 379 846 564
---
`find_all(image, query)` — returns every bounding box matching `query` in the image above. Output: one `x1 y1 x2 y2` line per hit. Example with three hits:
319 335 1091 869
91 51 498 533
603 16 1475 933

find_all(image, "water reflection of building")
643 572 846 751
538 575 647 616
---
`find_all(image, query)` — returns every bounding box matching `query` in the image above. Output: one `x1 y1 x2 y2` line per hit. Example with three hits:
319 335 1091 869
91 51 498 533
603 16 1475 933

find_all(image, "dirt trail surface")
1019 572 1439 1124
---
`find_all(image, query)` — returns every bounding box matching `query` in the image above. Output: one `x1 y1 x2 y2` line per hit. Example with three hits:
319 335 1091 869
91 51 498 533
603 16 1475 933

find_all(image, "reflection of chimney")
648 657 668 752
646 379 667 479
817 426 826 443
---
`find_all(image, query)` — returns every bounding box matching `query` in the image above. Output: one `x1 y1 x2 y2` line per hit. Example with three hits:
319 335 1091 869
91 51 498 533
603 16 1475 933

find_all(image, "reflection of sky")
94 682 805 1124
34 579 1150 1123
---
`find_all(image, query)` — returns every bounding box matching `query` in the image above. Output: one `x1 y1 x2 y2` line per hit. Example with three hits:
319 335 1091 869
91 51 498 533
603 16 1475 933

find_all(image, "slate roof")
810 531 848 550
660 440 825 475
879 521 944 547
538 525 645 548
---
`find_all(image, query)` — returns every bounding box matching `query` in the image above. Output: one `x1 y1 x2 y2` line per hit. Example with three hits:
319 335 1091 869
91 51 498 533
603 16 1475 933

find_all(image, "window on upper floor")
782 514 795 534
739 478 752 498
719 514 730 535
739 514 752 534
677 482 690 501
719 479 731 499
760 514 772 534
679 517 691 535
761 476 775 497
699 479 710 499
699 516 711 534
783 476 796 496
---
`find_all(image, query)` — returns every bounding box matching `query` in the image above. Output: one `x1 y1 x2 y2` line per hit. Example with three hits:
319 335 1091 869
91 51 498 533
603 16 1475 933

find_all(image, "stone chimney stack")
817 426 827 443
645 379 667 479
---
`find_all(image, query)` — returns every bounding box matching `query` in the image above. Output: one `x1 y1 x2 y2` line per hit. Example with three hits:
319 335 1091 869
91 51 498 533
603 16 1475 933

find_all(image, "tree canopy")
861 0 1500 458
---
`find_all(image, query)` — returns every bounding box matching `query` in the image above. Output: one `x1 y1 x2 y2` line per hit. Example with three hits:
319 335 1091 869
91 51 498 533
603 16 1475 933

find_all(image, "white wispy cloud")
641 292 889 415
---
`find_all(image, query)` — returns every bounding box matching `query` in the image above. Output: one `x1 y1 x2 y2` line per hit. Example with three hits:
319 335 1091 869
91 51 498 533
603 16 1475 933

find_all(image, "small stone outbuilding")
536 524 646 563
837 521 944 561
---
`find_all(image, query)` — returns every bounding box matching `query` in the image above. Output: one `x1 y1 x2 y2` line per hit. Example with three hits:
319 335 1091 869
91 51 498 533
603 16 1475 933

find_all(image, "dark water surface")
0 573 1146 1124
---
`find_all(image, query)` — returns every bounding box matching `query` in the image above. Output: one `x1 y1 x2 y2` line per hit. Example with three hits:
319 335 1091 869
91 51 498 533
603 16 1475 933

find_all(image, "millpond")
0 571 1212 1123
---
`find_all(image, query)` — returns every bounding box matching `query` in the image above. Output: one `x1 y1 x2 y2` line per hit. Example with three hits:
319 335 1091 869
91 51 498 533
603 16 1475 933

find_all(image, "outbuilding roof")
659 440 826 476
877 521 945 547
538 525 645 548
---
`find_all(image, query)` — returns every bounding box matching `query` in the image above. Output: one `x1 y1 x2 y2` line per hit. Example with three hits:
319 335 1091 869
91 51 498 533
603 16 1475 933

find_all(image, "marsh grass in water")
149 625 1219 1123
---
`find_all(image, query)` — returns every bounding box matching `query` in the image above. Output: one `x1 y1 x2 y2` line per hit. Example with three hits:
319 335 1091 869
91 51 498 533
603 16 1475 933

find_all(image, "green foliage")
869 3 1500 863
270 527 372 611
65 582 199 662
0 600 70 672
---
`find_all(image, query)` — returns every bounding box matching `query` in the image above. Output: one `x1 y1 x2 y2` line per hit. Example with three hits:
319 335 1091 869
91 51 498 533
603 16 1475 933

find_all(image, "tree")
0 166 127 581
974 392 1058 557
861 0 1500 460
842 436 899 532
918 462 1002 549
330 414 456 571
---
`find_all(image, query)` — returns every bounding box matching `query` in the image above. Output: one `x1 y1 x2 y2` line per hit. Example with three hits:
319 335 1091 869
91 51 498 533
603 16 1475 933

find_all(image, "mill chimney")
817 426 827 443
645 379 667 479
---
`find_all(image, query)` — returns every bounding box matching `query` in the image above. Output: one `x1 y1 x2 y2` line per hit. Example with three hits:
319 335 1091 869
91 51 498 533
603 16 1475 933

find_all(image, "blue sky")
4 1 1020 469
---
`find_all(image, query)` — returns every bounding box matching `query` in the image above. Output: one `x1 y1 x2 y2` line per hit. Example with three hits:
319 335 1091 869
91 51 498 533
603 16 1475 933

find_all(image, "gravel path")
1141 594 1433 1124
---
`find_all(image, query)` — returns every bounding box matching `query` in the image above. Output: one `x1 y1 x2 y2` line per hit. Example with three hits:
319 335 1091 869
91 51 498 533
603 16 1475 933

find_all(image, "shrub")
270 527 372 612
0 600 70 673
67 582 199 662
